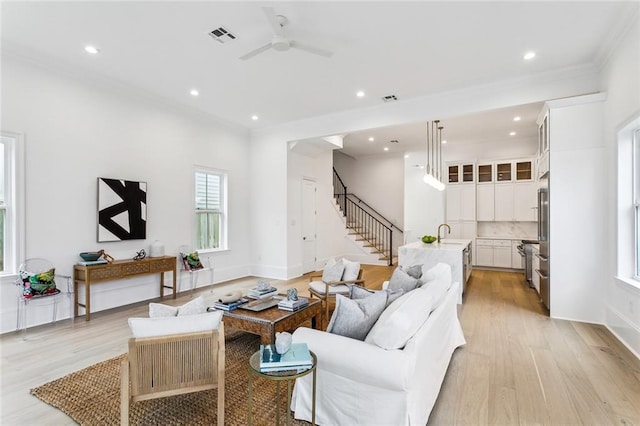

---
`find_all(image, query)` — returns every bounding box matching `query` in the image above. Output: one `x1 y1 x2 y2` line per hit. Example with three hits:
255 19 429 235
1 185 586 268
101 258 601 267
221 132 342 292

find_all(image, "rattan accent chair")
308 268 364 328
120 322 226 425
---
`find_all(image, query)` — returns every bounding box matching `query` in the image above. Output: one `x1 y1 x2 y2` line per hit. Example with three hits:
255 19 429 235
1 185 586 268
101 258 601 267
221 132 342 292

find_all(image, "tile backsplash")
477 221 537 239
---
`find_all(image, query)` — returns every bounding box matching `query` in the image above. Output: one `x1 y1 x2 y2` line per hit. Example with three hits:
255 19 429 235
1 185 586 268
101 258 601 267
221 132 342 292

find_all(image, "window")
194 169 227 251
0 133 25 275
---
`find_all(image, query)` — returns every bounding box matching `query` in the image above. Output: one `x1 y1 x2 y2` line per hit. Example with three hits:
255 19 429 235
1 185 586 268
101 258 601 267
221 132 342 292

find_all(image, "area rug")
31 332 309 425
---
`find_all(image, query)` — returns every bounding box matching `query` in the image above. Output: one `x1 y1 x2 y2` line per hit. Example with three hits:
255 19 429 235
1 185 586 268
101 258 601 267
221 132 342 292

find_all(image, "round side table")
248 350 317 426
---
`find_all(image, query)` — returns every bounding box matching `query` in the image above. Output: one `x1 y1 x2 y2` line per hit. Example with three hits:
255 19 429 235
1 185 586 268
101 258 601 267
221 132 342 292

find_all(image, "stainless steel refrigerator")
537 173 550 311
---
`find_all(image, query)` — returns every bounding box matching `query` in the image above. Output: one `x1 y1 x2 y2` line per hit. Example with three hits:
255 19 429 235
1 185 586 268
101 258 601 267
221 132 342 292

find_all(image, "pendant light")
423 120 445 191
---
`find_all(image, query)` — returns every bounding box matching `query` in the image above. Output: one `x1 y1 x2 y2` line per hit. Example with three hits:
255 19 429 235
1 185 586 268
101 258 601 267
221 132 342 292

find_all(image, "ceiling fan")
239 7 333 61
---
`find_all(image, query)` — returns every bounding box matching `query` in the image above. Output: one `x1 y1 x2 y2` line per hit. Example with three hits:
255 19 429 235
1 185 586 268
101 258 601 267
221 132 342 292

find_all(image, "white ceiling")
1 1 634 157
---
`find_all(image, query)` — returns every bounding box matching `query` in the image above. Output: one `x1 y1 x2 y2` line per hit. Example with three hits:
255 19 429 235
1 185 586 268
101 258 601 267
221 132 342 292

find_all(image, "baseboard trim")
605 304 640 360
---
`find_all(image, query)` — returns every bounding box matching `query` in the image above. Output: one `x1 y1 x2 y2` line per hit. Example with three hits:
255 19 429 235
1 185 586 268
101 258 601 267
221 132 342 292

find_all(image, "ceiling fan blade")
290 40 333 58
239 42 273 60
262 7 283 36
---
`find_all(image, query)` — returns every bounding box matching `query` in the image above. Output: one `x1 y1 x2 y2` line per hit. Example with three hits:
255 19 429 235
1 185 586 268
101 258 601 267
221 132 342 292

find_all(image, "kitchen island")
398 239 472 302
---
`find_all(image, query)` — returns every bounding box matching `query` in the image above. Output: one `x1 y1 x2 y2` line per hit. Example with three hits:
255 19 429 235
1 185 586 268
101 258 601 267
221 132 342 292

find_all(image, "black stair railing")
332 168 399 266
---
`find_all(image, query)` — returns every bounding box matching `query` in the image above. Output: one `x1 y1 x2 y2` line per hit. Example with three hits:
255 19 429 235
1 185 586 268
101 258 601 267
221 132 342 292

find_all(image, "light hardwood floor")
1 267 639 425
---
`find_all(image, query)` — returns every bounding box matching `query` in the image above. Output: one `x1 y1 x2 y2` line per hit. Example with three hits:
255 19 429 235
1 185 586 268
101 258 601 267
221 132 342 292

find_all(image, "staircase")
333 168 401 266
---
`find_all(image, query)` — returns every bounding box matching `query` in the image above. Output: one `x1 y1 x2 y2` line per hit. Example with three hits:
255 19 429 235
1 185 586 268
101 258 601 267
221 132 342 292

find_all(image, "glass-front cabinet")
496 162 512 181
477 164 493 183
447 163 474 184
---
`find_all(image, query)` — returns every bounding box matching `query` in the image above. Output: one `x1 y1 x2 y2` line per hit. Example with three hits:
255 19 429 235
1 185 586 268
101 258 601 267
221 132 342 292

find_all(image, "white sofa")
291 263 466 426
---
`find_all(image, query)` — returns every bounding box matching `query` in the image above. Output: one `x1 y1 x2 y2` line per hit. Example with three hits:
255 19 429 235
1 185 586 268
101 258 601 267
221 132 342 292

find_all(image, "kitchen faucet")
437 223 451 243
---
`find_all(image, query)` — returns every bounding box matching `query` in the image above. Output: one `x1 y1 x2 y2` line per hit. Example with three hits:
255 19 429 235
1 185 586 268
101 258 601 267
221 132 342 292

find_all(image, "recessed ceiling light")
404 154 410 159
509 131 517 136
523 51 536 60
513 116 521 121
383 147 389 151
84 45 99 55
251 115 259 121
190 89 199 97
356 91 365 98
368 137 374 142
441 140 447 144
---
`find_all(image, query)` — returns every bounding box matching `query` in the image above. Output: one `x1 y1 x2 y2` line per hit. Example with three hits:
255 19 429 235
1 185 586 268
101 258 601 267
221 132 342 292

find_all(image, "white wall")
600 14 640 355
0 55 252 332
443 137 538 162
403 152 446 243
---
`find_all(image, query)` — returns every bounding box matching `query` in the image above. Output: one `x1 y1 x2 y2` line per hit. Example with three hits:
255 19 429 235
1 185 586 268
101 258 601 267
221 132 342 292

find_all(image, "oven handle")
535 269 548 279
535 253 549 262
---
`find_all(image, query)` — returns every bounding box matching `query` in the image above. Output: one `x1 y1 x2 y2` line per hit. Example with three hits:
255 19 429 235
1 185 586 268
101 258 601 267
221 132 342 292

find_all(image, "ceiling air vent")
390 140 399 143
208 27 237 43
382 94 398 102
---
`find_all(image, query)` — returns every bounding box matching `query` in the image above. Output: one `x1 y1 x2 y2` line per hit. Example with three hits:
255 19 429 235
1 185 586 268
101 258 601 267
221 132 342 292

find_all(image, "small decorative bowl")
79 252 101 261
421 235 437 244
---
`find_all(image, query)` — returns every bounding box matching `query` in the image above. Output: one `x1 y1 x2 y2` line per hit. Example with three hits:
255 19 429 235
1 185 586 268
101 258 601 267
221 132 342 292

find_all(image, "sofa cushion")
149 302 179 318
309 281 350 295
387 267 419 293
322 258 345 282
149 295 207 318
341 258 361 281
365 287 434 350
419 263 452 288
129 311 222 338
177 295 207 315
419 277 450 311
326 291 387 341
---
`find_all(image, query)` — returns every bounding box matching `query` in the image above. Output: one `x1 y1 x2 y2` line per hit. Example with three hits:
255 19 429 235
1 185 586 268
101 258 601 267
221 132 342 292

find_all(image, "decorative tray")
237 298 280 311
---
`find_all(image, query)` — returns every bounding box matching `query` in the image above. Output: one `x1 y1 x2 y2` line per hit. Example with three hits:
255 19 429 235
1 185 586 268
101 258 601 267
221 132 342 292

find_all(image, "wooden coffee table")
222 298 322 344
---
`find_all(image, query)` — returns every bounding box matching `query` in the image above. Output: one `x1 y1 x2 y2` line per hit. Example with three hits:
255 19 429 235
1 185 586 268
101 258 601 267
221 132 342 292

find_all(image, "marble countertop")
476 236 537 241
402 239 471 251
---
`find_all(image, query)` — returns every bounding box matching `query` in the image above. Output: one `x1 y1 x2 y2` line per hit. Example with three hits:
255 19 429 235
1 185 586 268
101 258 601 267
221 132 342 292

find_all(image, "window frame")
194 167 228 252
0 132 25 277
634 128 640 280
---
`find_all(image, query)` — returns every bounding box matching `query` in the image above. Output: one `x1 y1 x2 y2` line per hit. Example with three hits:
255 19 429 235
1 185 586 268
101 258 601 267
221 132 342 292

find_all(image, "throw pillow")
149 302 179 318
384 288 405 307
326 291 387 341
349 284 374 299
387 267 419 293
341 258 361 281
419 262 452 287
402 264 423 280
419 277 450 311
181 251 204 270
177 295 207 316
365 287 435 350
20 267 59 298
322 258 345 283
128 311 223 338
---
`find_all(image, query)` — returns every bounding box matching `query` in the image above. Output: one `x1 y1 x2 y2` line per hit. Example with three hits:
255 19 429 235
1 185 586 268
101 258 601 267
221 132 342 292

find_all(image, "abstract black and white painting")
97 178 147 242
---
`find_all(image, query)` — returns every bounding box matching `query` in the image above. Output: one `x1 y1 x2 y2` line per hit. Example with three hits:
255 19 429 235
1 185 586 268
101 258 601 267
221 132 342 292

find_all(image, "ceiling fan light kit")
423 120 446 191
239 7 334 60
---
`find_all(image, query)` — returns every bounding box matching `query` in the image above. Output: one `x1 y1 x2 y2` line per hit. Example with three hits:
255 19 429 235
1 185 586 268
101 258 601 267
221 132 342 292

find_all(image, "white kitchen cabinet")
514 182 537 221
493 240 512 268
494 184 515 221
446 184 476 221
511 240 524 269
447 163 475 184
475 239 493 266
476 184 494 221
492 182 537 222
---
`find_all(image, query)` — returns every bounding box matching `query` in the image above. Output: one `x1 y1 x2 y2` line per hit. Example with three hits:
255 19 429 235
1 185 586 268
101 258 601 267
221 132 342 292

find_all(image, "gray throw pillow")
384 288 405 307
402 264 423 280
322 258 345 282
326 291 387 340
349 284 374 299
387 267 419 293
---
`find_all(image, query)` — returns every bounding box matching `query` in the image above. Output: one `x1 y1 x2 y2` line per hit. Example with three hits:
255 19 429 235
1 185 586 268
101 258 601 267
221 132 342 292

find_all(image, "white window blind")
195 172 221 211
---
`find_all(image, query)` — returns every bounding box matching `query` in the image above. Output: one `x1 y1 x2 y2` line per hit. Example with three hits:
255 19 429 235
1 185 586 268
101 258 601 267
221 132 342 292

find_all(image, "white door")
302 179 317 273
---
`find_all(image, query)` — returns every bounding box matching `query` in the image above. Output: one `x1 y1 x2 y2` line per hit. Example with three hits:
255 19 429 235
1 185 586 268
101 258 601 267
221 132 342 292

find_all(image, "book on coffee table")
259 342 313 371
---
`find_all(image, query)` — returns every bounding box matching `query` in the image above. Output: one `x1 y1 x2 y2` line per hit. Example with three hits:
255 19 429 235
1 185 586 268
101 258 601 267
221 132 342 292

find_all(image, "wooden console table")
73 256 177 321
